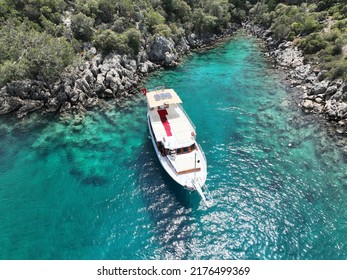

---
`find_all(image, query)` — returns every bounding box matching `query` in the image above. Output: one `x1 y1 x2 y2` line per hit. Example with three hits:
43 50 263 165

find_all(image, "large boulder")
175 37 190 54
138 61 156 74
325 85 338 97
95 74 106 94
275 43 303 67
300 99 323 113
309 81 329 96
148 35 177 66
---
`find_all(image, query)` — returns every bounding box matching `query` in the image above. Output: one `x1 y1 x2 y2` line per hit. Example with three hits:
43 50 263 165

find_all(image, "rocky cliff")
246 24 347 135
0 28 237 118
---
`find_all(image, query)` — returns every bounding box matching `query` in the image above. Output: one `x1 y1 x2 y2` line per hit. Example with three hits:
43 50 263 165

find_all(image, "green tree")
146 10 165 32
172 0 192 23
0 19 75 85
298 33 327 54
71 12 94 41
124 28 142 55
93 29 129 55
192 8 217 35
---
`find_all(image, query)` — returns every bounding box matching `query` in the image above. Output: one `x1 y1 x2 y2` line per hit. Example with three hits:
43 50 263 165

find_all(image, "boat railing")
197 143 206 163
178 104 196 132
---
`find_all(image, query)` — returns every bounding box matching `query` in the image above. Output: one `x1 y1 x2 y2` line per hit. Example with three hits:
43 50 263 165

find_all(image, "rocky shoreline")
0 26 238 119
245 23 347 136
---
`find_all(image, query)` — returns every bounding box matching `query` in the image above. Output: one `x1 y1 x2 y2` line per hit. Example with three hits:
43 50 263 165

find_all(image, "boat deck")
149 104 195 149
174 152 201 174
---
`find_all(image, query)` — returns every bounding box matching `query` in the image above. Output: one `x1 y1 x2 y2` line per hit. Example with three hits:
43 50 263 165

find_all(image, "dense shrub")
124 28 142 55
0 19 75 85
331 59 347 80
297 33 327 54
146 10 166 32
93 29 129 55
71 12 94 41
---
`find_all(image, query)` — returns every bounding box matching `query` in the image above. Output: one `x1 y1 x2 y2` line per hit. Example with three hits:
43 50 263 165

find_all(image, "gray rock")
83 68 94 85
301 99 315 110
31 91 40 100
305 74 317 85
309 81 329 95
315 97 323 103
17 100 44 118
139 60 156 74
70 89 80 104
148 35 177 64
46 97 60 112
317 70 328 81
85 98 98 108
57 92 68 103
301 99 324 113
105 69 120 92
176 37 190 54
90 62 99 77
95 74 106 94
78 91 87 103
325 85 338 97
187 33 197 47
60 101 71 113
334 79 343 88
342 83 347 93
104 89 114 98
336 102 347 118
294 64 311 80
41 91 51 102
164 52 177 66
138 50 148 63
75 77 90 93
0 97 24 114
129 59 137 70
275 44 303 67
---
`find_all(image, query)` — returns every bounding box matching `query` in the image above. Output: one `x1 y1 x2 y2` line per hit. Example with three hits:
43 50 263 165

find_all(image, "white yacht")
146 87 210 204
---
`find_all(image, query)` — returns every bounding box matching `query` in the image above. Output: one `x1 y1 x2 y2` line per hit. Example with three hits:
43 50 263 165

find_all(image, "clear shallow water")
0 35 346 260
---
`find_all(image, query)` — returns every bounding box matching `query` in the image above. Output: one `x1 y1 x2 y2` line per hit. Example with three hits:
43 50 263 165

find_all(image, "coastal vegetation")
0 0 346 87
0 1 346 120
250 0 347 81
0 0 236 86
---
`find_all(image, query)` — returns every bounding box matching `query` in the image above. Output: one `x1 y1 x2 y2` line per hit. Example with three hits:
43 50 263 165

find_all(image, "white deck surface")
149 104 195 149
172 151 200 173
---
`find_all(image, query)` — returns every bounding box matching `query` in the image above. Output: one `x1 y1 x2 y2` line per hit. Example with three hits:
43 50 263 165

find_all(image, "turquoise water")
0 35 346 260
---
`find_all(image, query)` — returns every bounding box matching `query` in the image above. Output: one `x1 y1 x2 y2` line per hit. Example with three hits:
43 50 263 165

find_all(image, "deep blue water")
0 35 346 260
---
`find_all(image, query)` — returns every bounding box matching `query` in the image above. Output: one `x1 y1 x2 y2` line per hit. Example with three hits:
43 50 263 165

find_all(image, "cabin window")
183 147 189 153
